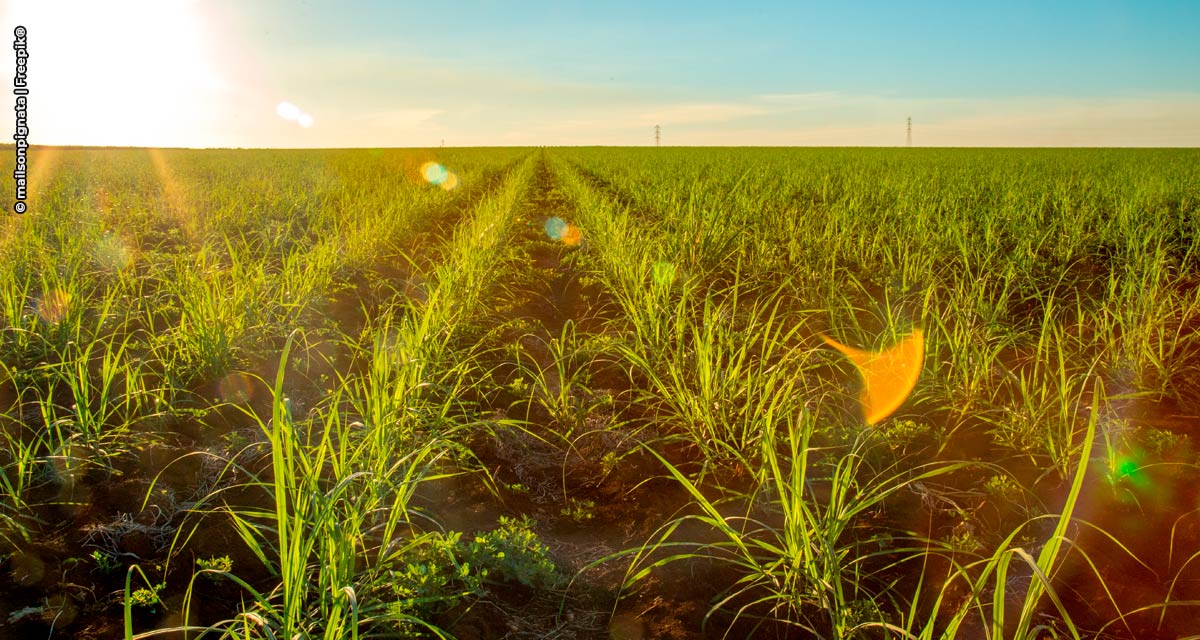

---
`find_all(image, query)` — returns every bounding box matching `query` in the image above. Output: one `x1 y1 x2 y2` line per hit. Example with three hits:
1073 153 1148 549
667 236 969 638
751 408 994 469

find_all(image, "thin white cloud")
516 92 1200 146
909 94 1200 147
357 108 445 130
637 102 770 126
757 92 845 105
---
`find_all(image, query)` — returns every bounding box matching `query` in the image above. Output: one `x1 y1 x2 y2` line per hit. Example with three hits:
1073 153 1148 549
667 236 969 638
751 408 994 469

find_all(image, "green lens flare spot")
652 260 677 287
544 216 567 240
1116 459 1139 479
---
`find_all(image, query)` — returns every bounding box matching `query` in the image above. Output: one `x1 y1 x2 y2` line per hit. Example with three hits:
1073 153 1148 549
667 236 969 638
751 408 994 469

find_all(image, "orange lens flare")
23 146 63 210
822 328 924 425
543 216 581 245
561 224 582 246
147 149 189 216
402 151 437 183
146 148 202 245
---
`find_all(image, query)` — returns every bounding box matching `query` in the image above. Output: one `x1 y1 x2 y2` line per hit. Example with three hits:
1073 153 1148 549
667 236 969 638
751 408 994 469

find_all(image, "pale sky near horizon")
4 0 1199 148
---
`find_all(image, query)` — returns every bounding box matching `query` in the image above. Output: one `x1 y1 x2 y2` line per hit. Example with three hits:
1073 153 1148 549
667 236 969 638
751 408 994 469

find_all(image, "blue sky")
5 0 1199 146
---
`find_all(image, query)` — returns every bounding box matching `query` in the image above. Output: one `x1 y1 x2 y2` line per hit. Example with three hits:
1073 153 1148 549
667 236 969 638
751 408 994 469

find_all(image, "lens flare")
439 171 458 191
608 611 646 640
561 224 582 246
401 276 428 303
94 234 133 271
403 151 439 183
277 102 314 128
544 217 568 240
420 161 450 185
822 328 924 425
276 101 301 121
217 371 256 404
10 551 44 587
652 260 677 287
543 217 581 245
20 147 63 210
1116 459 1139 478
1109 451 1153 494
94 188 112 213
35 290 71 324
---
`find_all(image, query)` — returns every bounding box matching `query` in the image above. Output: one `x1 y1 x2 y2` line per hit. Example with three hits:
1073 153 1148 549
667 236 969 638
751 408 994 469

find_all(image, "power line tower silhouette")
655 124 661 147
906 117 912 147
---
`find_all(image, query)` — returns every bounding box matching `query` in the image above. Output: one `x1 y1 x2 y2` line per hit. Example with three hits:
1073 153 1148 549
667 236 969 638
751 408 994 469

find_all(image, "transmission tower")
905 117 912 147
655 124 661 147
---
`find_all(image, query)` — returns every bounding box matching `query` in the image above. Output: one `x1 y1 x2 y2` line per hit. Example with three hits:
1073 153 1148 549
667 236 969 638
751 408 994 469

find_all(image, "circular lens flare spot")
94 234 132 271
652 260 677 287
544 217 568 240
217 372 256 404
420 162 450 185
439 171 458 191
297 113 314 128
10 551 45 587
561 224 582 246
276 101 301 121
1110 455 1153 494
35 290 71 324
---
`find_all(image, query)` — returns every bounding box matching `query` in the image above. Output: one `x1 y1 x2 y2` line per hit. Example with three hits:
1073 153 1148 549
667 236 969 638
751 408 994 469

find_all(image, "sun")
2 0 229 147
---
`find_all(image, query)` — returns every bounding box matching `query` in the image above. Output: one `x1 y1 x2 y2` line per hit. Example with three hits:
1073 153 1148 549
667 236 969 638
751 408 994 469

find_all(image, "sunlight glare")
3 0 230 147
20 147 64 209
146 148 199 243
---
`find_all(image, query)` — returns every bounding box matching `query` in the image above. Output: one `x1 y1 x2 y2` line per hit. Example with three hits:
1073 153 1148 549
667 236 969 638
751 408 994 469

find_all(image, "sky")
3 0 1200 147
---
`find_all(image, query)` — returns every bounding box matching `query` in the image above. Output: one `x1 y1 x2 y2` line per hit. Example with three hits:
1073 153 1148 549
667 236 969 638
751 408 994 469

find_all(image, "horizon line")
5 143 1200 151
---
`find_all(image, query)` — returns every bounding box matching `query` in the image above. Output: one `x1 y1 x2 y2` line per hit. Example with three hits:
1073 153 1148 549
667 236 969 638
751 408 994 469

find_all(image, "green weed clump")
461 515 560 589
